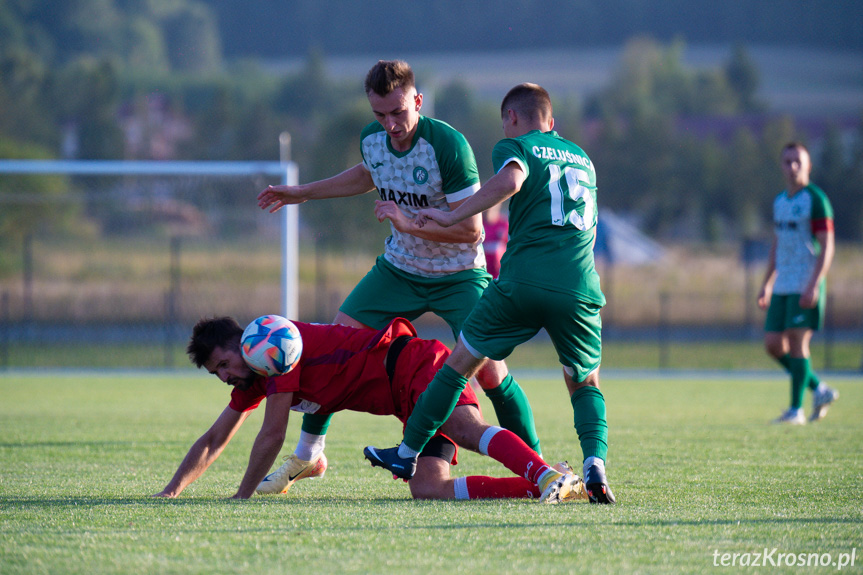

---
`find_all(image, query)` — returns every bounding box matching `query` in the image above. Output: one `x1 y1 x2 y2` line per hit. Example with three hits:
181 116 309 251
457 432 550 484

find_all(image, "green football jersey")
360 116 483 278
772 183 834 295
493 129 605 306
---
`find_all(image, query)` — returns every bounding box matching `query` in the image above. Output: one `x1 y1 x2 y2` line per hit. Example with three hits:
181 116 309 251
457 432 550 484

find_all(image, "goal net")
0 160 298 369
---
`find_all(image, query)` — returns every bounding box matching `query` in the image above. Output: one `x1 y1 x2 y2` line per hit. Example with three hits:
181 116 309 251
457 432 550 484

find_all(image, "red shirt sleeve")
811 218 833 234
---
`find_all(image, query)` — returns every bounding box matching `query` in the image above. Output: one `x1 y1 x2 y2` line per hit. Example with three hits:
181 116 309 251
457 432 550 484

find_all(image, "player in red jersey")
482 203 509 279
153 317 584 503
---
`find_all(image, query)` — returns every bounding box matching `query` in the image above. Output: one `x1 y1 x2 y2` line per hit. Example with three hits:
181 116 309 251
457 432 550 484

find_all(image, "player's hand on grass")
258 185 307 213
151 491 176 498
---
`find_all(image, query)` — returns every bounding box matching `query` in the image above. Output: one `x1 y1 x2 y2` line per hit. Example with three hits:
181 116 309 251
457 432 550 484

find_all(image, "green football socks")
570 386 608 462
777 352 820 391
483 373 542 455
788 356 813 409
300 412 333 436
775 353 793 373
403 364 468 452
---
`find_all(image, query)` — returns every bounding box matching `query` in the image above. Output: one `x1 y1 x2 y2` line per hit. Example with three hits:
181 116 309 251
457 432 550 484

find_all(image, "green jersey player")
257 61 540 480
757 142 837 424
365 83 615 504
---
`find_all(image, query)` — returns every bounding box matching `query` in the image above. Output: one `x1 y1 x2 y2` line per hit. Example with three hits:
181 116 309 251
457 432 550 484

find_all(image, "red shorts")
390 337 481 465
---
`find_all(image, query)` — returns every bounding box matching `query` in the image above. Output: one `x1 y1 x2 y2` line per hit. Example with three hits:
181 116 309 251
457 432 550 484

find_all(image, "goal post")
0 158 300 319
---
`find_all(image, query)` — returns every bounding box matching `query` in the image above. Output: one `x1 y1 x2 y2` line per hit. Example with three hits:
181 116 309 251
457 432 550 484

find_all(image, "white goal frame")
0 159 300 319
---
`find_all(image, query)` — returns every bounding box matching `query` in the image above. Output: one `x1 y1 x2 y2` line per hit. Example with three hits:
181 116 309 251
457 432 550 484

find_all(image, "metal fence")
1 161 861 370
2 233 861 370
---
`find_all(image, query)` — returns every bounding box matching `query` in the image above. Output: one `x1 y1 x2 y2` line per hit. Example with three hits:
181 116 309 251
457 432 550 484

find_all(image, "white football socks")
397 442 420 460
293 431 326 461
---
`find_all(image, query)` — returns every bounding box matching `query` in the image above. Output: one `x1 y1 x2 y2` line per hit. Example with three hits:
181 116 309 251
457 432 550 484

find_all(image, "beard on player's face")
219 348 258 390
230 373 257 391
230 353 258 390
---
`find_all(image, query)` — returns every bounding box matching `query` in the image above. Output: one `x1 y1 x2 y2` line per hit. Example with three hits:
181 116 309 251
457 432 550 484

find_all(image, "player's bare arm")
374 198 483 244
757 238 778 310
258 163 376 213
800 228 835 309
154 406 250 498
416 163 525 229
232 392 293 499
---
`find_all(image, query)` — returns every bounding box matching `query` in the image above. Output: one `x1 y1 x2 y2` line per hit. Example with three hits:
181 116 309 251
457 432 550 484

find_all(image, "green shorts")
764 292 825 332
339 255 491 340
460 280 603 382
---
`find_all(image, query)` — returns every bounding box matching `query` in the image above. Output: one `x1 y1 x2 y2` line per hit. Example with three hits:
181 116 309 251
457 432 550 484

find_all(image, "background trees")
1 1 860 242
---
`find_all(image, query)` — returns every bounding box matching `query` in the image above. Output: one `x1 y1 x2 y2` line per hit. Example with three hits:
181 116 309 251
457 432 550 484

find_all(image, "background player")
152 316 583 503
256 60 540 473
364 83 615 504
482 203 509 279
757 142 837 424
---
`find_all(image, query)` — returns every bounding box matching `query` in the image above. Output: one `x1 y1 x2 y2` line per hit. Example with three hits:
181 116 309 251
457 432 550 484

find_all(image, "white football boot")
772 407 806 425
810 384 839 422
256 453 327 494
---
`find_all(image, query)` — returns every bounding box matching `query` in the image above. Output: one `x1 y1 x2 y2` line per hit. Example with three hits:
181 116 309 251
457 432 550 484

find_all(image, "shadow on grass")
0 440 185 449
2 496 859 531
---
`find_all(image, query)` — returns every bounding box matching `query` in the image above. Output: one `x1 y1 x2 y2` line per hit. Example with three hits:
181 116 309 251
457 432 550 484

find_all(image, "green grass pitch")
1 371 860 574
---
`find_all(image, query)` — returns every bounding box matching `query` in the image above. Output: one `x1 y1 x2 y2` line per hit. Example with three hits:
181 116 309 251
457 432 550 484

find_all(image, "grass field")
5 339 863 372
1 371 861 574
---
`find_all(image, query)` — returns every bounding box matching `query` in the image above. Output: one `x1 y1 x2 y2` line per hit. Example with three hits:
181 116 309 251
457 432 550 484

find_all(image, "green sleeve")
808 184 833 221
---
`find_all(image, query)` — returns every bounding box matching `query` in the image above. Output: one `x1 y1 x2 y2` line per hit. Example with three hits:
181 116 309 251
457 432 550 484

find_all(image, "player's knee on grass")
410 445 456 500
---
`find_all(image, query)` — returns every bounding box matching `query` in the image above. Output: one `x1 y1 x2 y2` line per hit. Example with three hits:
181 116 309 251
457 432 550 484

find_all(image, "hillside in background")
2 0 862 244
207 0 863 58
260 45 863 117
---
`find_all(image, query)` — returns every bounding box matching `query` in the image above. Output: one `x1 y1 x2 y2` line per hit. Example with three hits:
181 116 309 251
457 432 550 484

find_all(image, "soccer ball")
241 315 303 377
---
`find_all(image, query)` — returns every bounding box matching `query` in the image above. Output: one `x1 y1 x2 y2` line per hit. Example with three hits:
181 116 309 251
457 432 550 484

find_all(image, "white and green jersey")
772 184 833 295
493 130 605 306
360 116 483 277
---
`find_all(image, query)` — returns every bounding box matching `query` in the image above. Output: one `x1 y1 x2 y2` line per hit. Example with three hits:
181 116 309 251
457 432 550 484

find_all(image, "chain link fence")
1 163 861 371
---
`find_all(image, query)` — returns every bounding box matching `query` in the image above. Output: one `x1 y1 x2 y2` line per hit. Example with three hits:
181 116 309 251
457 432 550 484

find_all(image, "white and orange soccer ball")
241 315 303 377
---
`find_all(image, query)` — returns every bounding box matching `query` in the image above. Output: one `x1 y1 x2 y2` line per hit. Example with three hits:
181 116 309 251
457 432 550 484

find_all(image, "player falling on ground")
757 142 838 424
153 316 585 503
257 59 541 468
365 83 615 504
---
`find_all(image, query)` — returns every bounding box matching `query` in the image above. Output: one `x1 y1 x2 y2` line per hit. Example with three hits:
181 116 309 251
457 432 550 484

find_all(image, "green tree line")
1 1 861 247
210 0 863 57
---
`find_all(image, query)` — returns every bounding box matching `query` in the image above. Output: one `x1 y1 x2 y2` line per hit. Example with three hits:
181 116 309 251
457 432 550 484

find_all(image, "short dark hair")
501 83 552 124
364 60 415 97
782 141 810 156
187 316 243 368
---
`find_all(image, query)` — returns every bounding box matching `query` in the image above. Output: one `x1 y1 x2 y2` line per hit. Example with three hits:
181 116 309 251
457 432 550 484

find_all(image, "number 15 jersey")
493 129 605 306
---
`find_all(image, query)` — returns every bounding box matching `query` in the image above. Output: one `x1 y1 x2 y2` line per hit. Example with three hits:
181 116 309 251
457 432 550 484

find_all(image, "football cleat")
363 445 417 480
584 462 616 504
772 407 806 425
810 385 838 422
538 469 585 504
256 453 327 495
552 461 589 501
